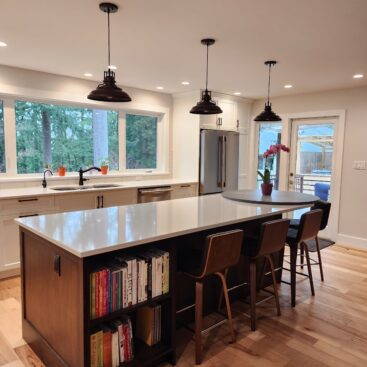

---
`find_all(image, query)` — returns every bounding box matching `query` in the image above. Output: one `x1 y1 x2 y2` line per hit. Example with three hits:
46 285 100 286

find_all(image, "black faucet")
42 169 53 188
78 166 101 186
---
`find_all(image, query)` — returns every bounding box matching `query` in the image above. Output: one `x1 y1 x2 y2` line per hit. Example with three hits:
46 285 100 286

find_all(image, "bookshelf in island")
16 194 309 366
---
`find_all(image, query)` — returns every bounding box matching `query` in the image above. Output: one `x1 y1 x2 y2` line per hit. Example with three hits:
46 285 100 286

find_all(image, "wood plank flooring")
1 245 367 366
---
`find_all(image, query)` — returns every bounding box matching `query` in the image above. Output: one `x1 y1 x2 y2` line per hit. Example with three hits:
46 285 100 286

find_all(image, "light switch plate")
353 160 366 170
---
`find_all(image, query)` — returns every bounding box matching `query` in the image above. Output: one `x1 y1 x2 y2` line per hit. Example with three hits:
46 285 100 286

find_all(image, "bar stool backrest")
297 209 323 243
198 229 244 278
313 200 331 231
256 219 291 258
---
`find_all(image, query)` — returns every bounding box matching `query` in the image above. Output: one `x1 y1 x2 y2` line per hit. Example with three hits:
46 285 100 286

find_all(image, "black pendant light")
190 39 222 115
254 60 281 122
88 3 131 102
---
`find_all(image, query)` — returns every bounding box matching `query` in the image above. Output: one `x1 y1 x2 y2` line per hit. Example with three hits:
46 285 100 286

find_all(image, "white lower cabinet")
171 183 198 199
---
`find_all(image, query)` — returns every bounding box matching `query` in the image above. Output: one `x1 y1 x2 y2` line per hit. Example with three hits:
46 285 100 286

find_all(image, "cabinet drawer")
171 184 198 199
55 192 97 213
0 195 55 215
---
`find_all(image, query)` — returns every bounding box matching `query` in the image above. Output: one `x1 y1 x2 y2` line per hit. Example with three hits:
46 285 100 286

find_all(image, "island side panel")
20 229 84 367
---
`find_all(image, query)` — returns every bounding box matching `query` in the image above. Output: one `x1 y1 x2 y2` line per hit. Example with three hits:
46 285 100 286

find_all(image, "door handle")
217 136 223 187
223 136 227 188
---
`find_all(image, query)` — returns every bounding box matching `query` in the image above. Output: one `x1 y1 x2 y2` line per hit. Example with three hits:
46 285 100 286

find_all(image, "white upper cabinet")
200 95 238 131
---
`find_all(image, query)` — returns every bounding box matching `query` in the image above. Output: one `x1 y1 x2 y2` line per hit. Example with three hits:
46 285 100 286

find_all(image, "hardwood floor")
1 245 367 366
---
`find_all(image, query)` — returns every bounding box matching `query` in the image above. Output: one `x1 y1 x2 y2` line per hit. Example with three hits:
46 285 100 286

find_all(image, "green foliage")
257 168 271 184
126 114 157 169
0 102 5 172
15 101 119 173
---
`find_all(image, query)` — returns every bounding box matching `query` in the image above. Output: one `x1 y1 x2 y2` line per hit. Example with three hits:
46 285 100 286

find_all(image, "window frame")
0 94 170 178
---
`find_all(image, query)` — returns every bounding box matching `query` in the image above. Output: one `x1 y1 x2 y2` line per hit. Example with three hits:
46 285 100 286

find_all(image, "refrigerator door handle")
217 136 223 187
223 136 227 188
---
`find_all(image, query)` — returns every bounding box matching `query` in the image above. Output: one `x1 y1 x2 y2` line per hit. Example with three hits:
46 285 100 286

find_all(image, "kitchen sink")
50 184 121 191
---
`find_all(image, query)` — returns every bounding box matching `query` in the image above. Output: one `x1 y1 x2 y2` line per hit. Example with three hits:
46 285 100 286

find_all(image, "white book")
122 267 128 308
151 256 156 297
111 331 119 367
131 258 137 305
155 255 163 297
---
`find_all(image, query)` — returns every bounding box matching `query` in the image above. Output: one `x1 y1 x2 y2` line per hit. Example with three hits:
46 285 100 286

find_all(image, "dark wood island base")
20 214 284 367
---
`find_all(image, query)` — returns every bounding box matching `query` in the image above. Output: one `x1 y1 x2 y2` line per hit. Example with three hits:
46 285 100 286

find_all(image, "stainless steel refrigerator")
199 129 239 195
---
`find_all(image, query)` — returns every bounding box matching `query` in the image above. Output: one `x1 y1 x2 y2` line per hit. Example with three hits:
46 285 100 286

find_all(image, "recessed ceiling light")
84 73 93 77
234 92 241 95
0 41 7 47
156 86 164 90
353 74 364 79
108 65 117 70
284 84 293 88
181 81 190 85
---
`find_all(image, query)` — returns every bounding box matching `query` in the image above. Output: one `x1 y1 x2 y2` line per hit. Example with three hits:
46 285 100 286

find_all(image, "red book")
103 269 107 316
103 328 112 367
95 271 99 318
123 323 129 361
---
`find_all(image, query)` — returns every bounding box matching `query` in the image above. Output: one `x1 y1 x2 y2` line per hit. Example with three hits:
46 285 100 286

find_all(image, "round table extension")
222 189 319 205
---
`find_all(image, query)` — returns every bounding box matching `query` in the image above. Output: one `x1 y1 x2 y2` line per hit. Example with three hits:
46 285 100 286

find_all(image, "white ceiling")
1 0 367 98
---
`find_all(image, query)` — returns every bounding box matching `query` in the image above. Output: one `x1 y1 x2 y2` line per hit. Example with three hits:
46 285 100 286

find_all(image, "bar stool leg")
315 237 324 282
303 243 315 296
290 245 298 307
195 281 203 365
300 243 305 270
216 271 236 343
266 254 281 316
249 259 257 331
217 268 228 312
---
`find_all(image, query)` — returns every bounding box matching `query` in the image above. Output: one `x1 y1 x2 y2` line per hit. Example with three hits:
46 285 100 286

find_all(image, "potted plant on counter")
58 164 66 176
258 144 290 196
100 158 109 175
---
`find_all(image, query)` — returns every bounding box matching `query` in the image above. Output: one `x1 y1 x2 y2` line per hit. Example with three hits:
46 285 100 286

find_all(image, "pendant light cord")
205 44 209 91
267 63 272 105
107 9 111 68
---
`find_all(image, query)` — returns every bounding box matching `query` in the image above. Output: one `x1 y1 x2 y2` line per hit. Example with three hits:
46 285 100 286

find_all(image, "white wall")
252 86 367 248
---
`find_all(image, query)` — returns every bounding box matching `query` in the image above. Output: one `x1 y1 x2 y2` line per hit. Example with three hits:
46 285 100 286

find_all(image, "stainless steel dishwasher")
137 186 173 203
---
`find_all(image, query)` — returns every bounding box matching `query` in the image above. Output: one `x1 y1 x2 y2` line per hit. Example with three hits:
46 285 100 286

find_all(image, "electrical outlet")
353 160 366 170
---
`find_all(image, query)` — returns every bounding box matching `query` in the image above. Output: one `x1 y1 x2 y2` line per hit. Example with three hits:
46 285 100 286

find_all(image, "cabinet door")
100 188 137 208
55 192 98 212
22 232 84 366
0 214 21 273
171 184 198 199
219 99 237 130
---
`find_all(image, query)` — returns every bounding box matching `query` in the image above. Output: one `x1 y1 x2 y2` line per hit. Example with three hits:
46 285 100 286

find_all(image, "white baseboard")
336 233 367 250
0 267 20 280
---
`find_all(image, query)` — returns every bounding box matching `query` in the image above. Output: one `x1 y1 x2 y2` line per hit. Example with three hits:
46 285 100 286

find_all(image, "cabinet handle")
19 214 39 218
180 185 191 188
101 195 104 208
54 255 61 276
18 198 38 203
97 196 100 209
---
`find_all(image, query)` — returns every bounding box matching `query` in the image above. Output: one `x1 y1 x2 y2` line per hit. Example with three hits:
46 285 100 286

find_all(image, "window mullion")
3 98 17 175
119 112 126 173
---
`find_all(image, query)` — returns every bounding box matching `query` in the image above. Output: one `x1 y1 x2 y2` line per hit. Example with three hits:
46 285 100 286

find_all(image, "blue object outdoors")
314 182 330 201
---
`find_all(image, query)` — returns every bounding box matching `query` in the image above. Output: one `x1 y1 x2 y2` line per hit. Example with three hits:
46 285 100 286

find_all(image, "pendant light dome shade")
88 3 131 102
254 60 281 122
190 39 222 115
190 90 223 115
88 69 132 102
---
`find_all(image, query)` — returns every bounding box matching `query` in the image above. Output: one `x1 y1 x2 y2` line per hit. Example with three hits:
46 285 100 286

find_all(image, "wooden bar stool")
289 200 331 281
241 219 290 331
180 229 244 365
284 209 323 307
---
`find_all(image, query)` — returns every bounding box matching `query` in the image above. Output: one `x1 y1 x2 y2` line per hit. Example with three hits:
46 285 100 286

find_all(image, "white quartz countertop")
0 178 196 200
16 194 308 258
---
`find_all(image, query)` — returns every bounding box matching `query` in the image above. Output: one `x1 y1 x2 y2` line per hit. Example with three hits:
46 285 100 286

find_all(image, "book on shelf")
91 316 134 367
90 247 169 320
136 303 162 347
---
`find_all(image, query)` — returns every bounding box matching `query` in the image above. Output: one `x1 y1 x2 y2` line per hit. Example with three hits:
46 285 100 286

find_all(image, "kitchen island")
16 194 309 367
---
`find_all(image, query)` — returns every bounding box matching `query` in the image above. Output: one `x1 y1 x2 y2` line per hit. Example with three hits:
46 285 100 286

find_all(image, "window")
0 101 5 173
15 101 118 173
126 113 158 169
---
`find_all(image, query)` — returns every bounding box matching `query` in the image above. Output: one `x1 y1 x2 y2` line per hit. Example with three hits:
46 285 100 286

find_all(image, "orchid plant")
258 144 290 184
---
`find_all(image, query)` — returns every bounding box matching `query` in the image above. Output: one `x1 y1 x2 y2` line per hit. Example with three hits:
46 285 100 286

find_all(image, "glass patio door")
288 118 337 237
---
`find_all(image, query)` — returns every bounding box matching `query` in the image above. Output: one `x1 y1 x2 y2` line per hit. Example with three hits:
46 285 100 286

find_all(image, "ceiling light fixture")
254 60 281 122
88 2 131 102
84 73 93 77
108 65 117 70
234 92 241 95
190 39 223 115
181 81 190 85
156 86 164 90
353 74 364 79
0 41 7 47
284 84 293 89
